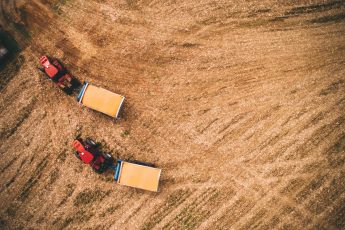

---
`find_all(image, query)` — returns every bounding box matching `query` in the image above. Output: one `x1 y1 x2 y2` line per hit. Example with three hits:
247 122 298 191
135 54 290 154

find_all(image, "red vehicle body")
39 55 79 94
72 138 113 173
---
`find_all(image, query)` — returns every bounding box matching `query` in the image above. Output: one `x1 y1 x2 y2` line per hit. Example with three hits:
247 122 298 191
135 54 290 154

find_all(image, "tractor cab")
72 139 94 164
72 138 113 173
39 56 59 79
39 55 51 68
38 55 80 94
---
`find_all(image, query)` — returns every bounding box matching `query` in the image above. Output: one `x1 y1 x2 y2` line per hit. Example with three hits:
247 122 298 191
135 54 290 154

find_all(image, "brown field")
0 0 345 229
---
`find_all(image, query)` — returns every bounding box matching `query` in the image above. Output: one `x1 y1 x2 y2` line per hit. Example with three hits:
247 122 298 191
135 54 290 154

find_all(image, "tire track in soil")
1 0 345 229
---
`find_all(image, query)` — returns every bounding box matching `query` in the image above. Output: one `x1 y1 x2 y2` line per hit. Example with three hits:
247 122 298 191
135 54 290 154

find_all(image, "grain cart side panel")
78 82 125 118
117 162 161 192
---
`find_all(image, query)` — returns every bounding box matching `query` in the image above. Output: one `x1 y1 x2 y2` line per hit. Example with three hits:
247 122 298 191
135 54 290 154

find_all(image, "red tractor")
38 55 80 94
72 138 114 174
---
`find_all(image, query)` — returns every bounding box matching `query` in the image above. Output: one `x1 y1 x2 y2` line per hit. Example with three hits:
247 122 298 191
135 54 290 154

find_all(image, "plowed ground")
0 0 345 229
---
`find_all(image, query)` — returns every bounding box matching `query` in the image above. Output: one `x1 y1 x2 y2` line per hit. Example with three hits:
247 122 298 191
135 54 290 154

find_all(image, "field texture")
0 0 345 229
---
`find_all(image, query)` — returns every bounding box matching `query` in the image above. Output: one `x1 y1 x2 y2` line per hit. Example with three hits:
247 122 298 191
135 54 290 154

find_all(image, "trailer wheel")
131 160 155 167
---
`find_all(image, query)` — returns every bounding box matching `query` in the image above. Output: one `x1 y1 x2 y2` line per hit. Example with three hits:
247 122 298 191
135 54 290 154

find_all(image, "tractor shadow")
0 28 21 69
0 28 23 91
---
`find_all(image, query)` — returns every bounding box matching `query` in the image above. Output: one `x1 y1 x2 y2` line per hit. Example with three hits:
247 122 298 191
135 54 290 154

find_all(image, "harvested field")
0 0 345 229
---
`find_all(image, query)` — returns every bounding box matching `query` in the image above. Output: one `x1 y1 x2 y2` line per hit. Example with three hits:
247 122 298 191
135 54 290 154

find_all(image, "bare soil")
0 0 345 229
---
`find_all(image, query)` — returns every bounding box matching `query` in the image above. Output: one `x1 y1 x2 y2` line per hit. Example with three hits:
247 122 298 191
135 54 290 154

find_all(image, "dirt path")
0 0 345 229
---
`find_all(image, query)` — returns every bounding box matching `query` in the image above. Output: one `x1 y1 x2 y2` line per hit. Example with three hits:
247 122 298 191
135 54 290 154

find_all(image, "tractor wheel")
71 78 81 88
62 87 72 95
74 152 81 160
104 153 114 164
85 138 97 147
92 167 103 174
38 67 45 73
63 80 72 89
104 153 113 160
37 67 50 79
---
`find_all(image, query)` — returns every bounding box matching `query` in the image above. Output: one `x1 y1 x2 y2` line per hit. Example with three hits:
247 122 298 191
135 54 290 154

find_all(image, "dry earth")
0 0 345 229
